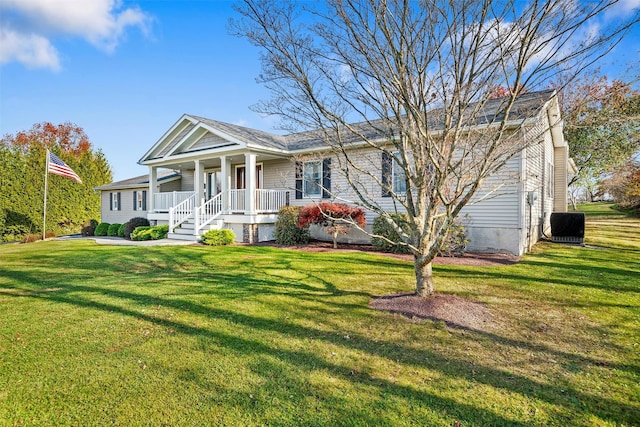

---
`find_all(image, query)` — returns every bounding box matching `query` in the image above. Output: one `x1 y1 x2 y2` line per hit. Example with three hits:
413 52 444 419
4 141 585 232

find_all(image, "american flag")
48 151 82 184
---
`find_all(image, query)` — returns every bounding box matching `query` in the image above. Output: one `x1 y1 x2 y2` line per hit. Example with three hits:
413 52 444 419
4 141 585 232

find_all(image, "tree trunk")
332 229 338 249
414 258 435 297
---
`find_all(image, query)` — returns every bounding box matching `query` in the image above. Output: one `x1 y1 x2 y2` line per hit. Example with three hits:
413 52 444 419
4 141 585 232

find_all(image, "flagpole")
43 149 49 240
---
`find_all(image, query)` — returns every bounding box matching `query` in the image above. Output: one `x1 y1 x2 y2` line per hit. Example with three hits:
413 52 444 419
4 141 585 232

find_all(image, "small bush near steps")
201 229 235 246
131 225 169 241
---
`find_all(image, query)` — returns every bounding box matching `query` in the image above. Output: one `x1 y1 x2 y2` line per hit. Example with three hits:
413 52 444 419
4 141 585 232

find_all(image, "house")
97 90 574 255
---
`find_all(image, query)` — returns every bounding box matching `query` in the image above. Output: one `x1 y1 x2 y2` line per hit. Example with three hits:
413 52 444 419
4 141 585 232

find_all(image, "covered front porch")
145 152 291 241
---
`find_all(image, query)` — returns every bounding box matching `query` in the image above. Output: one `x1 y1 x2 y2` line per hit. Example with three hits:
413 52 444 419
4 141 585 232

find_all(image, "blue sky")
1 0 639 181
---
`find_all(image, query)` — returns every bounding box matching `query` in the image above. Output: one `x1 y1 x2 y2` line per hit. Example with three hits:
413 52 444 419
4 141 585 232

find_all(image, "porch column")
194 160 204 207
245 152 256 214
221 155 231 212
148 166 157 212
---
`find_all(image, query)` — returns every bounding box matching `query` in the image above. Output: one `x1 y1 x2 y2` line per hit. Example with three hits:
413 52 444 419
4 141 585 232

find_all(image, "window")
392 156 407 194
295 158 330 199
134 190 147 211
110 192 121 211
303 161 322 197
382 152 407 196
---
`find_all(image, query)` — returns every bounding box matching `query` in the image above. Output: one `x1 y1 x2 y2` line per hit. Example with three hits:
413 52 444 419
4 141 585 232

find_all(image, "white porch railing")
256 189 289 213
195 192 224 234
153 191 195 212
161 189 289 233
229 189 246 212
169 193 196 232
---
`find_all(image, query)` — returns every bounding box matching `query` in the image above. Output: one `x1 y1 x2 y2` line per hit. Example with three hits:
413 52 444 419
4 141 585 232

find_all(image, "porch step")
167 232 200 242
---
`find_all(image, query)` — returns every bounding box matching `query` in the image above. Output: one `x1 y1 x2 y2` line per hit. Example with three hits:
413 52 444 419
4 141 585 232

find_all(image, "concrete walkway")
57 235 198 246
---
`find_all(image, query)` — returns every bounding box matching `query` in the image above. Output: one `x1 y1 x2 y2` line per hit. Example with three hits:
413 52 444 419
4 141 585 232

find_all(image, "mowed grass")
0 208 638 426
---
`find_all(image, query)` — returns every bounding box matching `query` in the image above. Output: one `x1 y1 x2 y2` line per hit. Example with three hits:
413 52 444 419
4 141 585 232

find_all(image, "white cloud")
0 27 60 70
608 0 640 16
0 0 151 70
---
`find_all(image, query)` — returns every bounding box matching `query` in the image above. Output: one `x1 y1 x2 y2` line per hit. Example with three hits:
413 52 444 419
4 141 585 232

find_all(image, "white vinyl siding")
101 190 138 224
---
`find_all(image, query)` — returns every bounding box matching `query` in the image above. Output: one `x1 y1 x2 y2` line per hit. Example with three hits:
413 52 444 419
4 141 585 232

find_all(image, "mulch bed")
253 240 520 266
369 292 493 330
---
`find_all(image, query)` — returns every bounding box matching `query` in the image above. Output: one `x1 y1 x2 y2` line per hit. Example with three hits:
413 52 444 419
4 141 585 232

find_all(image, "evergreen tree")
0 122 112 240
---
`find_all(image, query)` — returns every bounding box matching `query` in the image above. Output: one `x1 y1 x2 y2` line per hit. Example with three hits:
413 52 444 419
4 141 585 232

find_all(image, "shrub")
131 225 169 241
81 219 99 237
1 224 30 242
298 202 366 248
94 222 110 236
274 206 310 245
21 234 41 243
201 229 235 246
107 223 121 237
150 225 169 240
438 221 468 257
372 214 412 254
123 217 150 239
117 223 126 237
131 226 152 241
371 214 469 257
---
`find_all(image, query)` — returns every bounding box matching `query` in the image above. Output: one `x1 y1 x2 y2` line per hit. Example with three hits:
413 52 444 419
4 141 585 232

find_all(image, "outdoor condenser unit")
550 212 585 244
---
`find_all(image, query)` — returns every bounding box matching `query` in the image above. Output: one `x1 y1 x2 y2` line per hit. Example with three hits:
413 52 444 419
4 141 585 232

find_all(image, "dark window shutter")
117 192 121 211
295 161 303 199
142 191 147 211
381 152 392 197
110 192 113 211
133 191 137 210
322 158 331 199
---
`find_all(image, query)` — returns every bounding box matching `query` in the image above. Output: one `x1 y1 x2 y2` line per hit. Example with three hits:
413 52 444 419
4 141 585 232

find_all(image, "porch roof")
95 170 180 191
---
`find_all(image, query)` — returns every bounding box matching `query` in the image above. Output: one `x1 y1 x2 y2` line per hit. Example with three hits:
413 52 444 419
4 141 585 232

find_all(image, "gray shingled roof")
142 90 554 160
189 115 289 151
95 170 180 191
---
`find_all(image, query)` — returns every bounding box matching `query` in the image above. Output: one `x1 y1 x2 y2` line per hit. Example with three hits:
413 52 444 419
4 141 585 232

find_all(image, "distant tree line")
0 122 112 241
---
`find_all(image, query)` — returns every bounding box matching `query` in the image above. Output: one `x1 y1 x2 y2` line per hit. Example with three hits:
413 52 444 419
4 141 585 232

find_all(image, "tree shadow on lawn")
2 266 639 425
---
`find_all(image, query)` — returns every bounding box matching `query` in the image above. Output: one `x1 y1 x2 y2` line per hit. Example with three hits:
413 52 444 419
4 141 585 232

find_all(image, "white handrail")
195 192 224 234
153 191 194 212
169 193 196 232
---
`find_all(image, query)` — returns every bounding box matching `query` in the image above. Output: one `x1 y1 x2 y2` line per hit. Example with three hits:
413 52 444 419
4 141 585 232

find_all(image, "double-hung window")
111 192 120 211
303 161 322 197
134 190 147 211
392 155 407 194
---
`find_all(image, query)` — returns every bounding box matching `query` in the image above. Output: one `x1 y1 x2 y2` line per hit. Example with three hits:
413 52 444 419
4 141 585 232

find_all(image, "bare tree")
231 0 639 297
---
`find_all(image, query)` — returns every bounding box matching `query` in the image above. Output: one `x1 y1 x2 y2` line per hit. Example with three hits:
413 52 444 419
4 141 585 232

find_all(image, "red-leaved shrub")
298 202 366 248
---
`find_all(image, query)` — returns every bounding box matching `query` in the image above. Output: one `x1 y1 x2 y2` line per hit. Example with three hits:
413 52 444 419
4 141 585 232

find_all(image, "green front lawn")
0 215 638 426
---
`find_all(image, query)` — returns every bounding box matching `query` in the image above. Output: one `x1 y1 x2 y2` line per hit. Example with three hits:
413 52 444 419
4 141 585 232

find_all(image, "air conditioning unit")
550 212 585 244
